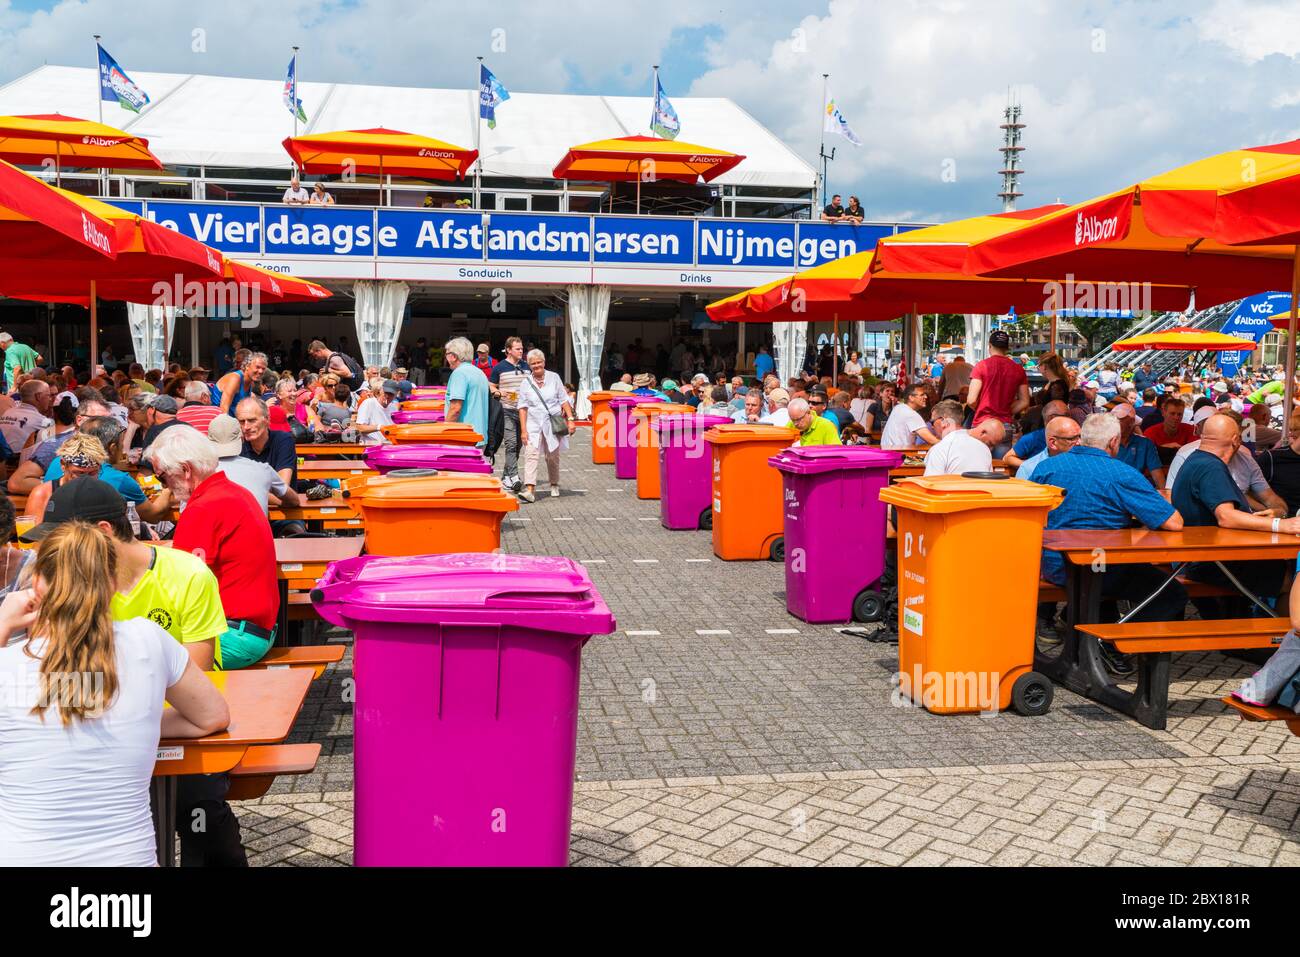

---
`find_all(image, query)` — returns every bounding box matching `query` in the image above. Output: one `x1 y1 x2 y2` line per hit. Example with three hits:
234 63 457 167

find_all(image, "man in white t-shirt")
353 379 397 445
880 384 939 449
924 400 1003 476
282 174 310 205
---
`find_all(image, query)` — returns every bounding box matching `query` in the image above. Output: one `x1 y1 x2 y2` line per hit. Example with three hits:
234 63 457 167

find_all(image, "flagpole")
292 46 300 139
93 35 103 194
474 56 483 211
817 73 828 214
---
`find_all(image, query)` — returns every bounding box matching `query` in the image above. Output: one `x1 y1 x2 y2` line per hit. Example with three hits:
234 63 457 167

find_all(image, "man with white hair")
923 400 1000 476
177 379 220 435
0 332 40 394
444 336 489 448
1032 413 1187 675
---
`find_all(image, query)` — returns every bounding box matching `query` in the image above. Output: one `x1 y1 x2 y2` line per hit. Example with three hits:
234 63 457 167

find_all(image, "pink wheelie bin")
770 446 901 623
364 443 493 475
656 413 733 530
609 394 663 480
312 553 616 866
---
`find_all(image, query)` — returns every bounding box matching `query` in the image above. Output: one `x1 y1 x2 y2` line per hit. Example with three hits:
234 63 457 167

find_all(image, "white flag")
823 86 862 147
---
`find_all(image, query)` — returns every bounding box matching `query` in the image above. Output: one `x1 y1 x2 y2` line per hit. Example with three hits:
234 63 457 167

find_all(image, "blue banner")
1219 291 1291 376
264 206 375 257
120 199 918 271
97 43 150 113
145 201 262 254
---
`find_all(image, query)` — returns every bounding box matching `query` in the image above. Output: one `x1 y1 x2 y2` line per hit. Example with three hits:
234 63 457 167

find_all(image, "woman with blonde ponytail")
0 522 229 866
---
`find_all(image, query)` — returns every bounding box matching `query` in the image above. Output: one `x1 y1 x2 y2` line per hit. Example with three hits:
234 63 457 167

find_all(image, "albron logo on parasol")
417 149 457 159
81 135 123 147
81 213 113 255
688 155 723 164
1074 210 1120 246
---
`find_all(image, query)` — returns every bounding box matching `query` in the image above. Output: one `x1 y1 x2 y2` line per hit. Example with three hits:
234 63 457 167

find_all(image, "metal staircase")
1076 299 1242 380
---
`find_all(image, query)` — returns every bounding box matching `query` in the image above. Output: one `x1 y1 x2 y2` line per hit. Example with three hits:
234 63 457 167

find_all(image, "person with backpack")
307 339 364 393
473 343 496 375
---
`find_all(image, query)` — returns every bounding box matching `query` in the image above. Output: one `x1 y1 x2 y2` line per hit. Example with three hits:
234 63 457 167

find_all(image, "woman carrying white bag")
516 349 575 503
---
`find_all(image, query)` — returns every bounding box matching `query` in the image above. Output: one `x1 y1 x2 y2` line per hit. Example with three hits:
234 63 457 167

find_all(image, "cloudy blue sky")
1 0 1297 221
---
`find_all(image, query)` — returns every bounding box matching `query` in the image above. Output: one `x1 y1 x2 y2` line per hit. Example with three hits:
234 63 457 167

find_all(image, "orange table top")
295 444 369 457
154 668 313 777
275 536 364 583
1042 526 1300 565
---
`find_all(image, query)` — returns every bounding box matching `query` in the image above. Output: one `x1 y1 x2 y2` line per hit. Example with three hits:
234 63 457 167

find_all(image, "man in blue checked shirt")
1033 413 1187 676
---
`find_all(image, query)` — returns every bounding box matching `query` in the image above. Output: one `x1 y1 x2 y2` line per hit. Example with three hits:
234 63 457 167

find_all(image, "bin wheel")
769 537 785 562
852 591 886 623
699 508 713 531
1011 672 1053 717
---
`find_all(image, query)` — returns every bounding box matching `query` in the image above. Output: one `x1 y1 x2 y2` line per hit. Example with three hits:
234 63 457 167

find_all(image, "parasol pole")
833 314 839 381
1287 245 1300 421
89 281 98 383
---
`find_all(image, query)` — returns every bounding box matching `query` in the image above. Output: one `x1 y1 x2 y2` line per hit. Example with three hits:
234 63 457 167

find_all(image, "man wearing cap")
1112 402 1165 488
787 397 841 447
473 342 497 375
354 379 398 447
761 388 792 427
632 373 668 401
207 414 299 515
966 330 1029 455
140 394 187 457
391 367 415 400
661 379 686 403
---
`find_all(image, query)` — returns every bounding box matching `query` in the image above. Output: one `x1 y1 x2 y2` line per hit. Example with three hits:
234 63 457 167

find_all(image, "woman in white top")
516 349 574 503
0 521 229 866
843 352 863 378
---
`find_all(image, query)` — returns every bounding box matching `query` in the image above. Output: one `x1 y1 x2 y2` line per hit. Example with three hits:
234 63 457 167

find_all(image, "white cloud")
1196 0 1300 61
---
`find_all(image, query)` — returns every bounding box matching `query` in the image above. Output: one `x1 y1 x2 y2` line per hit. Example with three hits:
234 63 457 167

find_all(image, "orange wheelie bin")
588 391 619 465
400 398 445 412
704 424 795 561
344 473 518 556
878 476 1063 716
381 422 484 447
631 403 695 499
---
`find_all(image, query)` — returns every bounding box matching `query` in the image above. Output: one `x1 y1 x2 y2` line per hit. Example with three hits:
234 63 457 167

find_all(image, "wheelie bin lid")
630 403 694 419
381 422 484 442
654 413 733 437
588 391 619 402
704 423 796 445
608 394 665 409
400 398 445 409
365 443 490 472
879 475 1064 513
390 410 445 424
311 553 616 634
769 445 902 475
347 473 517 511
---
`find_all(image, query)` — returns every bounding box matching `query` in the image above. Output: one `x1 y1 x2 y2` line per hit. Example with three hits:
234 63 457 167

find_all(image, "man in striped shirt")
177 380 221 435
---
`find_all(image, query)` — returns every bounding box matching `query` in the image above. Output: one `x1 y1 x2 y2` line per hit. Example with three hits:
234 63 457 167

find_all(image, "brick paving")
237 427 1300 865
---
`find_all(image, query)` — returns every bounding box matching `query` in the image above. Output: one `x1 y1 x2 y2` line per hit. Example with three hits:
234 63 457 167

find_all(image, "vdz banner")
138 200 914 270
1219 291 1291 377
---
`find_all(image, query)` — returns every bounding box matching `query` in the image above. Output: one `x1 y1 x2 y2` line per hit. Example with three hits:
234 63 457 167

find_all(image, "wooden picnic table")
297 459 375 482
295 443 369 458
151 667 314 867
168 494 361 527
1040 526 1300 729
274 537 365 642
888 459 1009 480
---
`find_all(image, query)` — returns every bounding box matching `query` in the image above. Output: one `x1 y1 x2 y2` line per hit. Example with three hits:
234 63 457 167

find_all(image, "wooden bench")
1037 576 1236 604
286 591 319 622
1069 618 1286 729
244 644 345 679
1222 695 1300 735
226 743 322 801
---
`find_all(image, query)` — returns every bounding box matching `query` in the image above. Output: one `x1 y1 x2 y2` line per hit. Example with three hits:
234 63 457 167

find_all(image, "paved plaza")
239 429 1300 866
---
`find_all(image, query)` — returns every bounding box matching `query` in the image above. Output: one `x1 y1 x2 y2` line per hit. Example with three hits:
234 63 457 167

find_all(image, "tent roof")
0 65 814 189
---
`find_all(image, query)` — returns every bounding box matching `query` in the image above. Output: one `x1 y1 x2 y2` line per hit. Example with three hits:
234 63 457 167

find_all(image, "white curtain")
353 280 410 369
126 302 176 372
773 321 808 385
567 283 611 418
964 314 989 364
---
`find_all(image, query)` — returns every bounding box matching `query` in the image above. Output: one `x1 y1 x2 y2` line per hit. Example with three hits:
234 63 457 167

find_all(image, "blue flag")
97 43 150 113
283 55 307 124
479 64 510 130
650 74 680 140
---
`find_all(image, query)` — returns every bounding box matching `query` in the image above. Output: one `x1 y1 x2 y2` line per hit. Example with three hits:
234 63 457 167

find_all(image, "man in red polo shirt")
966 329 1029 454
148 423 278 669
